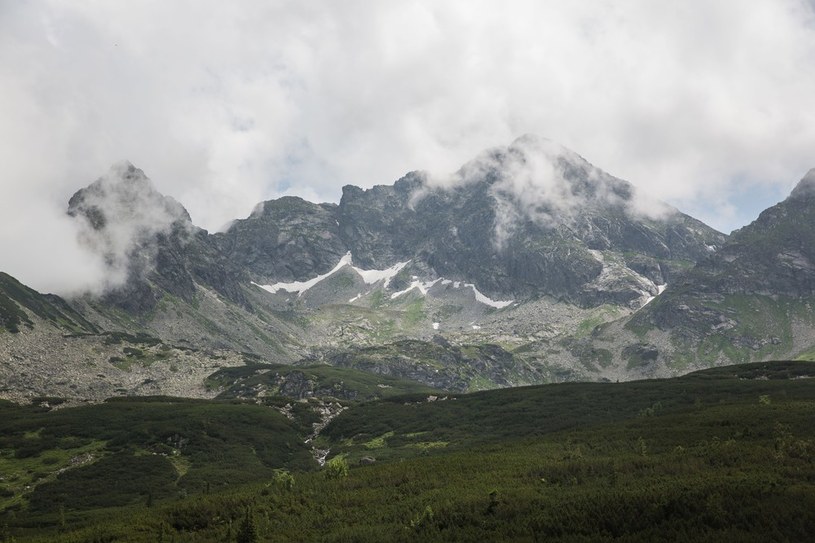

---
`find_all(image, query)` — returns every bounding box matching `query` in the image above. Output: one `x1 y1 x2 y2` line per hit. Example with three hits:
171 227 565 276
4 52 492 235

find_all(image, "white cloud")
2 1 815 293
68 162 193 292
430 135 673 248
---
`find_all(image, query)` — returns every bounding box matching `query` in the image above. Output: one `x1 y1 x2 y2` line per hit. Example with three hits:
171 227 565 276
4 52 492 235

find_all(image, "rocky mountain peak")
505 134 587 174
324 137 725 303
66 163 195 271
788 168 815 200
64 163 205 313
217 194 346 283
68 161 192 230
448 136 646 238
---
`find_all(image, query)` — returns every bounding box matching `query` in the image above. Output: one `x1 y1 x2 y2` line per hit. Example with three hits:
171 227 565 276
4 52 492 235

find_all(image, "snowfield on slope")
254 253 513 308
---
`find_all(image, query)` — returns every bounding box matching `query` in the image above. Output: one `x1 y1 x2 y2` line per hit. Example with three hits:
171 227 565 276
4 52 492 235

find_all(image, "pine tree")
235 508 257 543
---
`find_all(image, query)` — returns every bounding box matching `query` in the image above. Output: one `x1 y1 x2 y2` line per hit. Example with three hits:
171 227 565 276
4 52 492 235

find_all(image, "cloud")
67 162 193 292
2 1 815 293
430 134 673 248
0 198 109 297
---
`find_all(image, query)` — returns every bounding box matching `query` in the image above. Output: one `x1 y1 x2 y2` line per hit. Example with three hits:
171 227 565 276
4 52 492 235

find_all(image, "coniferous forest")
1 361 814 541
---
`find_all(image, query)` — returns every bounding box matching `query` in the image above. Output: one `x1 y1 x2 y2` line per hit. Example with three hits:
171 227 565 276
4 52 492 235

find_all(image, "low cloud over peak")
428 135 675 248
66 163 194 292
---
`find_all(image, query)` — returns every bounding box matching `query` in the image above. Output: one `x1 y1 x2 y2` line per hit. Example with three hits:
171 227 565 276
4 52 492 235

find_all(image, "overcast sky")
3 1 815 293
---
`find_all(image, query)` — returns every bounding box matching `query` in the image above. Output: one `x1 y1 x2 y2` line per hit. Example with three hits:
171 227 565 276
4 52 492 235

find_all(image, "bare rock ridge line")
67 135 725 312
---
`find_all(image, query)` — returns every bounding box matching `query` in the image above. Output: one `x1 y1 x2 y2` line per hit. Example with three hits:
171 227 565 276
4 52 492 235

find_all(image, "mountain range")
2 135 814 402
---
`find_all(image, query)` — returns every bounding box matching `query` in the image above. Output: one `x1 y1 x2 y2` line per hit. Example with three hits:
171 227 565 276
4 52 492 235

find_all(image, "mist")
428 135 675 248
67 162 193 293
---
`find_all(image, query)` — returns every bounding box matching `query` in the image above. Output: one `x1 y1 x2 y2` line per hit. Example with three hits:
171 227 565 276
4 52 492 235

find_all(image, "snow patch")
253 250 512 309
253 253 353 296
390 278 441 299
253 252 410 297
352 260 409 287
464 283 514 309
642 284 668 306
389 275 513 308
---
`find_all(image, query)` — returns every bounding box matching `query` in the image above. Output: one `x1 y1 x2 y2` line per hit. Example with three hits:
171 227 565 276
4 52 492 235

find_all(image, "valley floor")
2 361 815 541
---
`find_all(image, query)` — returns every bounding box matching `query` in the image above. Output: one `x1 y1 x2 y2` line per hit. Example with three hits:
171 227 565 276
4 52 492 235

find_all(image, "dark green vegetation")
0 273 97 334
3 361 815 541
321 360 815 463
209 363 440 401
326 339 540 392
0 398 314 520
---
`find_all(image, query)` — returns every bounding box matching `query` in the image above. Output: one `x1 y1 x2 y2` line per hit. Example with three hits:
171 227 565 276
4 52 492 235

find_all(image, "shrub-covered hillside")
1 361 814 541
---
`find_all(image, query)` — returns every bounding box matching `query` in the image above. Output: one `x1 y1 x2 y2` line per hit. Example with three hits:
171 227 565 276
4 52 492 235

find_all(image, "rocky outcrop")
0 272 97 334
613 169 815 370
214 197 347 283
327 339 538 392
222 136 724 307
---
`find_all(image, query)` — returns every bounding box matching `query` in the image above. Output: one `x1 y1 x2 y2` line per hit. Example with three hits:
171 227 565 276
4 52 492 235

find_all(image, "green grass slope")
0 272 98 334
209 363 440 402
0 397 315 519
2 361 814 542
321 360 815 463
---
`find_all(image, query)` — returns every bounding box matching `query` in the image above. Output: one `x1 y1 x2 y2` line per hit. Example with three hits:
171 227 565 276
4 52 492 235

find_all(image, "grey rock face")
619 169 815 367
326 339 537 392
67 162 248 315
337 175 428 269
347 137 722 304
225 136 724 306
215 197 347 283
49 138 728 376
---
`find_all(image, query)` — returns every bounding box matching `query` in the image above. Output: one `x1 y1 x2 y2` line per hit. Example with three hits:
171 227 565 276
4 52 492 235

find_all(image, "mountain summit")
66 162 250 317
789 168 815 200
220 136 725 307
68 161 191 232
